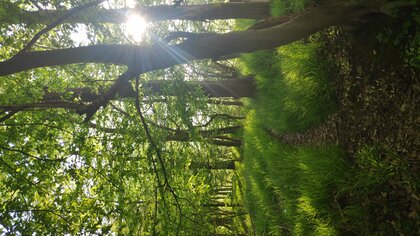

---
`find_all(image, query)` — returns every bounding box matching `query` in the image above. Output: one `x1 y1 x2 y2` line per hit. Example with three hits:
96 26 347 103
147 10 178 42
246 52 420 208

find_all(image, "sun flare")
125 14 148 42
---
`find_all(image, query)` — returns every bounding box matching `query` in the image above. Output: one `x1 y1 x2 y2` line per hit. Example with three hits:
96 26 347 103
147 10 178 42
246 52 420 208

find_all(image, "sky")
70 0 148 44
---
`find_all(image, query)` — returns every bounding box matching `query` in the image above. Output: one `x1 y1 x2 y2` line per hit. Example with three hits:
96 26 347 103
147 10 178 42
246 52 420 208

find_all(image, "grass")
237 1 344 234
236 0 418 235
241 110 349 235
238 41 335 132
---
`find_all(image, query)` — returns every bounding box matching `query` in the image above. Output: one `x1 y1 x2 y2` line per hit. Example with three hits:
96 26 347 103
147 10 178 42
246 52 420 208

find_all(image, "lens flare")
125 14 147 42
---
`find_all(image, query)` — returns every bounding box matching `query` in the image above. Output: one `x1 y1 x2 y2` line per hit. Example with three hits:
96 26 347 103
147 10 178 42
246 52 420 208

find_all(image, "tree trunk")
202 203 242 207
0 3 376 120
65 77 255 101
209 138 242 147
138 77 256 98
190 160 236 170
2 2 270 25
140 98 243 106
0 4 373 77
166 126 241 141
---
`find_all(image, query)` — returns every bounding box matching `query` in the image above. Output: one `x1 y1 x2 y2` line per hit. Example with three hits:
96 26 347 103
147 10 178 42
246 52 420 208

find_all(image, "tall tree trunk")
166 126 241 141
209 138 242 147
0 4 374 77
2 2 270 25
88 122 242 146
202 203 242 207
64 77 255 101
190 160 236 170
0 3 378 120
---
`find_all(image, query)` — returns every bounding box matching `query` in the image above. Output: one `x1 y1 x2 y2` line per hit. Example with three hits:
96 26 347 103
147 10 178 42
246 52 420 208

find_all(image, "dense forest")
0 0 418 235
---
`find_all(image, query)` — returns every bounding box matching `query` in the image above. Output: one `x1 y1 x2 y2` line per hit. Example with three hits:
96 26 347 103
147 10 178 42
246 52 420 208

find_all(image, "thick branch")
14 0 105 57
0 101 88 122
4 2 270 25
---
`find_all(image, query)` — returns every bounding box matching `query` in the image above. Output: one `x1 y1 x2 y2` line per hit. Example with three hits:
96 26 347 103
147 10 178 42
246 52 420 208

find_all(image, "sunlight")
125 14 148 42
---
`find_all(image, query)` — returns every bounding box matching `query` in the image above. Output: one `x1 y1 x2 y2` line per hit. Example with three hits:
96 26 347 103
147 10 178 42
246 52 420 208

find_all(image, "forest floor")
321 11 418 234
238 7 419 235
272 11 419 160
325 13 419 162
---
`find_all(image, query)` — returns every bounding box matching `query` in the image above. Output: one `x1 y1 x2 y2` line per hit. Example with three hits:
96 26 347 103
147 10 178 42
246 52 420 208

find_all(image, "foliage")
0 0 246 234
1 0 418 234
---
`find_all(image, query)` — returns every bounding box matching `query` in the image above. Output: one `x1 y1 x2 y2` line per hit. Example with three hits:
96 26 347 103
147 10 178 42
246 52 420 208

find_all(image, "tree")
0 2 385 121
1 2 271 24
43 77 256 102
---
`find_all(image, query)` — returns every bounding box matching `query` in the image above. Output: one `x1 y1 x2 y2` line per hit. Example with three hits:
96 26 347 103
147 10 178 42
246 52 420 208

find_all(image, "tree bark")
0 3 376 120
140 98 243 106
166 126 241 141
209 138 242 147
190 160 236 170
0 4 373 77
2 2 270 25
64 77 255 101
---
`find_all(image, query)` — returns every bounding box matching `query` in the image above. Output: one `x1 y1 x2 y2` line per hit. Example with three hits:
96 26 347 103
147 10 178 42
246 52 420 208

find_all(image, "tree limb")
0 101 88 123
13 0 106 57
134 76 183 235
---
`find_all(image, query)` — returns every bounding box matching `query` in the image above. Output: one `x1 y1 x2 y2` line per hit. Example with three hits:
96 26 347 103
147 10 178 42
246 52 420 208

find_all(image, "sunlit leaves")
0 0 246 234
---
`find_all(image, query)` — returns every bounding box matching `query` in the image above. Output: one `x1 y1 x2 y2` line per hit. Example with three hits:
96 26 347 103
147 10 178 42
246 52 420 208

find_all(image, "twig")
0 110 19 123
5 209 71 224
0 145 65 162
134 76 183 235
0 157 47 195
13 0 106 57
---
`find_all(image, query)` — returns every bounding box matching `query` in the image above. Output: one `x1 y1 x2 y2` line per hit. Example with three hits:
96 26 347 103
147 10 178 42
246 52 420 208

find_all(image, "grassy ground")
237 0 419 235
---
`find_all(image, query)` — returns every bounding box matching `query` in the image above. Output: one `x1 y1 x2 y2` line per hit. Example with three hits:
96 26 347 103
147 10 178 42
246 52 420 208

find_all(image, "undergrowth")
241 111 348 235
238 0 418 235
238 41 335 132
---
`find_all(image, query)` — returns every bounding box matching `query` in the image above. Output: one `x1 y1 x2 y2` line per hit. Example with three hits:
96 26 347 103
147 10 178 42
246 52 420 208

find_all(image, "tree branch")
14 0 106 57
82 70 135 122
134 76 183 234
0 101 88 123
0 3 376 77
0 145 65 162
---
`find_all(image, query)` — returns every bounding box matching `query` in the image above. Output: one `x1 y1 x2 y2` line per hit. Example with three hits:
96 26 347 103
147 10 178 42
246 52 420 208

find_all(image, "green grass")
237 2 343 234
238 47 419 235
238 40 335 132
241 111 349 235
236 1 335 133
237 1 418 235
